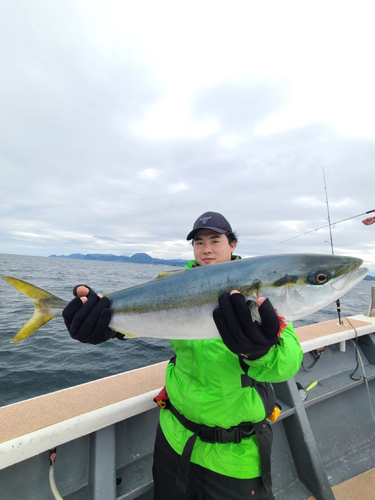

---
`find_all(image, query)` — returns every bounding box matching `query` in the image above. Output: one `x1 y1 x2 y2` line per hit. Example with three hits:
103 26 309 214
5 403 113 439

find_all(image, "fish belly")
109 304 218 340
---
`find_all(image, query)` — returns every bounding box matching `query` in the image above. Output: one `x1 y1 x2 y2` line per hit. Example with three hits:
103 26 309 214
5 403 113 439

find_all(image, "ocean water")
0 253 374 407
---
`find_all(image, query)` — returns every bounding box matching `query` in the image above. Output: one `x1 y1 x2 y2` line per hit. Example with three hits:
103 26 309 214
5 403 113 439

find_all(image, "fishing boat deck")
1 313 375 499
1 315 374 447
307 467 375 500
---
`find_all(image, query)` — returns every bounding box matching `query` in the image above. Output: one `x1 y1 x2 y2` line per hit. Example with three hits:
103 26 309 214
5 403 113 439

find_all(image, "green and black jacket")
159 258 303 479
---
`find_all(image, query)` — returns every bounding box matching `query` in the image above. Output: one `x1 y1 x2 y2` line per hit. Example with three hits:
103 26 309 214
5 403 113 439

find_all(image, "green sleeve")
244 322 303 383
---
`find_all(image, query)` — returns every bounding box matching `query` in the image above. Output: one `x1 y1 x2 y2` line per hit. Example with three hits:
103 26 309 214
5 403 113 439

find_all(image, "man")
63 212 303 499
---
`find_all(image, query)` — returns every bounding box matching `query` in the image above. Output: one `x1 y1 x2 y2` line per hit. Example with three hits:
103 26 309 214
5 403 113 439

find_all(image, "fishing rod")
321 171 375 419
322 168 343 325
278 208 375 245
323 168 335 255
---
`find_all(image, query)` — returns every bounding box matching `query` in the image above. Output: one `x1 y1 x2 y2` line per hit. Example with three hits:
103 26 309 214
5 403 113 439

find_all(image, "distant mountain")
49 252 188 267
364 275 375 281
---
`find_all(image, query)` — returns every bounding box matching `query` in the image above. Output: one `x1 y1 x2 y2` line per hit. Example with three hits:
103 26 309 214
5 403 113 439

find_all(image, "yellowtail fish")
3 254 368 343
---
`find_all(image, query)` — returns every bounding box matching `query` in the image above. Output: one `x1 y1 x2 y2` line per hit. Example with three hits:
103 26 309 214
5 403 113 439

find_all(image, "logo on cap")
200 216 212 224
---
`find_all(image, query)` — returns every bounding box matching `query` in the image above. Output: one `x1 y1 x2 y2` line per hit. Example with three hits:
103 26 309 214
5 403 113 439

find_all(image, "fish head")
250 254 368 321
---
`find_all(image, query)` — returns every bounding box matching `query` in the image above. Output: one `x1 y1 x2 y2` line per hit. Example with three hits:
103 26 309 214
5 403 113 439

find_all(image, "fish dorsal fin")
155 269 186 280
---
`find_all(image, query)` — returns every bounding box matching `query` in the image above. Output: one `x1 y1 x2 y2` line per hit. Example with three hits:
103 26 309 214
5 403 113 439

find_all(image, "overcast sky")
1 1 374 273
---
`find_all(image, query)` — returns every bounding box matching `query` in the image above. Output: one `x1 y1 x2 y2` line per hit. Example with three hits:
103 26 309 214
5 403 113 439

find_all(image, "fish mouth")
331 266 369 293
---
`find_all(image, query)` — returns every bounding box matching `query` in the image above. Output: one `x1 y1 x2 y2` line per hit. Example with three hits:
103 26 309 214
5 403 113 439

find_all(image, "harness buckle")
215 426 242 444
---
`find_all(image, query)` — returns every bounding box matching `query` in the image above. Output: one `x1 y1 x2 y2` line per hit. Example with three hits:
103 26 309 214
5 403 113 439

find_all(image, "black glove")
213 292 280 359
63 285 117 345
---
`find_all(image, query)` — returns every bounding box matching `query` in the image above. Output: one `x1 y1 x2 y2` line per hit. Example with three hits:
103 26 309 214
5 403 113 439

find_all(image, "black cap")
186 211 233 240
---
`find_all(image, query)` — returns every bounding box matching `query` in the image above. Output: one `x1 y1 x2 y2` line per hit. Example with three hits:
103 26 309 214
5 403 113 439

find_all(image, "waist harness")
155 356 275 493
156 397 272 493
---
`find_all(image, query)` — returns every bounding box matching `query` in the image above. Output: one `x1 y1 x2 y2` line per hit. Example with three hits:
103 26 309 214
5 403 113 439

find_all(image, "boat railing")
1 313 375 500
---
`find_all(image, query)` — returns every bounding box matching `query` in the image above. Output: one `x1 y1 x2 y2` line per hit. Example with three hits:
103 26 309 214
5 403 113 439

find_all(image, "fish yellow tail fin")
3 277 68 343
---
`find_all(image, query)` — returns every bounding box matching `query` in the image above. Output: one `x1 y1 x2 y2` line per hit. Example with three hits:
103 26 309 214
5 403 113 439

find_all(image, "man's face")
193 229 236 266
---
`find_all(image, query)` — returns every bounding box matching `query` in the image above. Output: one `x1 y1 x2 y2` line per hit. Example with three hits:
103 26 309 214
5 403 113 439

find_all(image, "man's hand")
362 216 375 226
63 285 113 345
213 291 281 359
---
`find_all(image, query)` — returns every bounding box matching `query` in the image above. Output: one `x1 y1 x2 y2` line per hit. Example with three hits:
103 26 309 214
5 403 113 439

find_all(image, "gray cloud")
1 2 374 273
193 80 290 131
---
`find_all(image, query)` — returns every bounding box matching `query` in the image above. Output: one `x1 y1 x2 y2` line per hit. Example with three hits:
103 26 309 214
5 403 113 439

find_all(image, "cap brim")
186 227 228 240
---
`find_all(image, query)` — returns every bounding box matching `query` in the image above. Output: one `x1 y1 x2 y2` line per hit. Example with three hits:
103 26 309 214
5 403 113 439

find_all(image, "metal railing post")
365 286 375 317
89 425 117 500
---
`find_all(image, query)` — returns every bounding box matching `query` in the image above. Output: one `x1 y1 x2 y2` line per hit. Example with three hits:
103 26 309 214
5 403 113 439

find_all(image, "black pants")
152 425 275 500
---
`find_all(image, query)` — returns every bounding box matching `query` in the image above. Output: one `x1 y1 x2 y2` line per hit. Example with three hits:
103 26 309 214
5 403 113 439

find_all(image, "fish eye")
316 273 328 284
308 271 331 285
